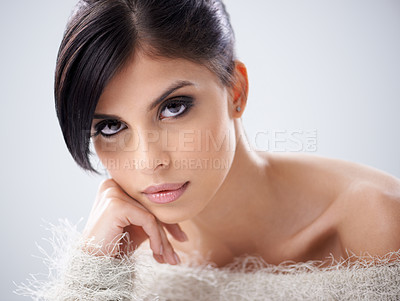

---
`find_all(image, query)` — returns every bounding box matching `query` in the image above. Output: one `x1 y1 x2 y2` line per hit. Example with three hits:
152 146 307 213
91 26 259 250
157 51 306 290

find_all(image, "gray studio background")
1 0 399 299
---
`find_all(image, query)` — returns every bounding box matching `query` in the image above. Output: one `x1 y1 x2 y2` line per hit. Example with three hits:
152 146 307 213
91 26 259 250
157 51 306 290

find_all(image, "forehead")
96 51 224 111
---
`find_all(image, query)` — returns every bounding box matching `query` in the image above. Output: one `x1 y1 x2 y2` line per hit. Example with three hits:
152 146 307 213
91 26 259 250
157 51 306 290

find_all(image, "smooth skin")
83 50 400 267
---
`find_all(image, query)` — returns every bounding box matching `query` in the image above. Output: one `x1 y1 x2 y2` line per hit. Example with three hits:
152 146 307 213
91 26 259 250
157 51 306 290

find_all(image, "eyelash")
92 96 195 139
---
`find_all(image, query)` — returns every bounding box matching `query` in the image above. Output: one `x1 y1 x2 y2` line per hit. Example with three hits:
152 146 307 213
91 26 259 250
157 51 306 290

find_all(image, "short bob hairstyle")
55 0 237 173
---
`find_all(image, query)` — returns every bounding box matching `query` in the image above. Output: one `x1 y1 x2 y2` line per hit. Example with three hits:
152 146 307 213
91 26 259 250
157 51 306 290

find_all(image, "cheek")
156 121 236 223
93 138 119 170
177 115 236 191
93 138 133 187
170 105 235 166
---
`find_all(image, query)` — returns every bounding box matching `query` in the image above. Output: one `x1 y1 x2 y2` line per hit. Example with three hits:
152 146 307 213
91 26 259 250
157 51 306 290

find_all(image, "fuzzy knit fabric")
16 219 400 301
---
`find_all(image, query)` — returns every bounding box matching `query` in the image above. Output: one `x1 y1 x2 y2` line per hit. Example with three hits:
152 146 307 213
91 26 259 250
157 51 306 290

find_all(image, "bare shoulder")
337 180 400 257
265 151 400 192
264 152 400 258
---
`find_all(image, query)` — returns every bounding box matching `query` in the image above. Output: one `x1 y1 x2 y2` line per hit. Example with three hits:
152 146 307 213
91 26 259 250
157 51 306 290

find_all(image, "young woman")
18 0 400 299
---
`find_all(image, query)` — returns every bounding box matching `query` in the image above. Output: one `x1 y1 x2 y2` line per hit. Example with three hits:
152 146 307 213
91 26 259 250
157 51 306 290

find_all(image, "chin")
146 192 211 224
149 203 203 225
157 214 188 225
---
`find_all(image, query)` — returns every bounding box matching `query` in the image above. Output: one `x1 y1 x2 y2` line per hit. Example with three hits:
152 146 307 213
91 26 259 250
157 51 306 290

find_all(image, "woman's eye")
160 98 193 119
94 120 126 137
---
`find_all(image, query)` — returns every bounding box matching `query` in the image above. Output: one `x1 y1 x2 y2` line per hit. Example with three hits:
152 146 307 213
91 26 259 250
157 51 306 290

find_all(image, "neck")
185 120 276 256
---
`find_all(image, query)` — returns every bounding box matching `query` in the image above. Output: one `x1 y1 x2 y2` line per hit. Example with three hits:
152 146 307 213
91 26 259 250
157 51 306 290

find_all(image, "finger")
158 224 181 265
121 205 164 256
162 223 188 242
153 253 165 264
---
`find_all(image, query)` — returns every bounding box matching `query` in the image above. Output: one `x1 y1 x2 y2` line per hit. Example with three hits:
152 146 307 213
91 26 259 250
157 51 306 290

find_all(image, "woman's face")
91 51 237 224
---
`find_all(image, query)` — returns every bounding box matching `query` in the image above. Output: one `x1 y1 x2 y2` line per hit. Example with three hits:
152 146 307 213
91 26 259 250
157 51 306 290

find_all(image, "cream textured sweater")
16 219 400 300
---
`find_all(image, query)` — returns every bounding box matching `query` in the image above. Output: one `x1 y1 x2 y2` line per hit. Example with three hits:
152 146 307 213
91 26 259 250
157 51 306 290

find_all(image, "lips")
143 182 187 194
143 181 189 204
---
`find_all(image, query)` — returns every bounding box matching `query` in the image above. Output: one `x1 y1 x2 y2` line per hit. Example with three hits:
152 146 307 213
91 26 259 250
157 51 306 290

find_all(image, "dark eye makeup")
91 96 195 139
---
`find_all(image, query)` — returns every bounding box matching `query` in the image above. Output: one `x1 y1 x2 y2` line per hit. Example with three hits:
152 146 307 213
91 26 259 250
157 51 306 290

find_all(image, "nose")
134 128 171 175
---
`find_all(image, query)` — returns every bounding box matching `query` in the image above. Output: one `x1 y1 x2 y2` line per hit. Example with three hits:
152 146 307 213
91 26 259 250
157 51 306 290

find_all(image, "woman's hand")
82 178 187 265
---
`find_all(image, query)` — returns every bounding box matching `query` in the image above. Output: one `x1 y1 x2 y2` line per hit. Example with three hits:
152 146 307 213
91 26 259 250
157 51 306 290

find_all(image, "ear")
230 61 249 118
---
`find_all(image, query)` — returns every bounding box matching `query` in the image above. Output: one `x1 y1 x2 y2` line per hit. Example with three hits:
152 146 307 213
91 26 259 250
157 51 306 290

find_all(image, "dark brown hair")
55 0 236 173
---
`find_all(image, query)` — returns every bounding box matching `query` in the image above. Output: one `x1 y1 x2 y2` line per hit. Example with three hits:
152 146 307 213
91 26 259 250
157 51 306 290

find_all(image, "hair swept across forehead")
55 0 236 173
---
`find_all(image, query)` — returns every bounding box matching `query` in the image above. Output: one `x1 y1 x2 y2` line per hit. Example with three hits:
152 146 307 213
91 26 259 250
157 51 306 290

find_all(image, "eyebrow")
93 80 195 120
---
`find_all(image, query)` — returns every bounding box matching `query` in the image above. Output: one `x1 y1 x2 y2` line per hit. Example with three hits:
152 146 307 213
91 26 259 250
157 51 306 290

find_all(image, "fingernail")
154 254 165 264
159 245 163 255
173 252 181 265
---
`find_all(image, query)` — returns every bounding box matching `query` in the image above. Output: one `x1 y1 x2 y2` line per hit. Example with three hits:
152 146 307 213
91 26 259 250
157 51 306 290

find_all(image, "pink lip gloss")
144 182 189 204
